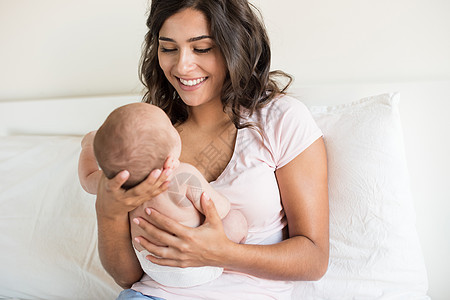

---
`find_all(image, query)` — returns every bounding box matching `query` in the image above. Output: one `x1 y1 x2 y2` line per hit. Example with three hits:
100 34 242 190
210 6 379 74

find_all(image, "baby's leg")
222 209 248 244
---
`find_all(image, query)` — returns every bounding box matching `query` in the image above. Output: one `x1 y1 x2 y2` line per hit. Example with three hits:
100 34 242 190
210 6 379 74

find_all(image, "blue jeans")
116 289 165 300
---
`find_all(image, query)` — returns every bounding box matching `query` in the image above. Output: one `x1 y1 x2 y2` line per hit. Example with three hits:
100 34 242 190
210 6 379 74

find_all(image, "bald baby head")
94 102 181 189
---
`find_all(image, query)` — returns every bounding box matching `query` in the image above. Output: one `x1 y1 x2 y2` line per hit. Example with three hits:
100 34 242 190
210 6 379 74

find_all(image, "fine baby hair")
94 102 180 189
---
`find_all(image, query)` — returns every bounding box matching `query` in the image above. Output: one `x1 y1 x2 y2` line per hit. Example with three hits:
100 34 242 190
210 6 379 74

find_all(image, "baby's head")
94 102 181 189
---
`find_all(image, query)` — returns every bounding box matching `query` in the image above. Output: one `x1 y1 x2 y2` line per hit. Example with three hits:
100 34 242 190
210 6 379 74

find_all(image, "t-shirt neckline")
209 128 241 184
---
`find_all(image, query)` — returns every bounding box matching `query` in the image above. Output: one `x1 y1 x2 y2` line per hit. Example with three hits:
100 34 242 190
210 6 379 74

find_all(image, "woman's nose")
176 49 196 74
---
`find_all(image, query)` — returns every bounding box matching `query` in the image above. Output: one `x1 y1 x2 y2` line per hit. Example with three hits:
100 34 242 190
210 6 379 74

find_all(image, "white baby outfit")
134 249 223 287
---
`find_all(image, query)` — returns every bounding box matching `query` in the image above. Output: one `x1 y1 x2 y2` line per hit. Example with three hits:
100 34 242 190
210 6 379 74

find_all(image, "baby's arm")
176 163 247 243
78 131 102 195
178 163 230 219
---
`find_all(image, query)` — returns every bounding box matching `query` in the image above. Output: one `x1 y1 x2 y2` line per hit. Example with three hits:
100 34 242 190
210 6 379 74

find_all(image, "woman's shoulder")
271 93 309 109
254 93 312 124
258 95 322 168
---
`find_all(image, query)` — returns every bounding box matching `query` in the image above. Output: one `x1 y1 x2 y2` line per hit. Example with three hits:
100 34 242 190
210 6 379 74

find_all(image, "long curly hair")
140 0 292 129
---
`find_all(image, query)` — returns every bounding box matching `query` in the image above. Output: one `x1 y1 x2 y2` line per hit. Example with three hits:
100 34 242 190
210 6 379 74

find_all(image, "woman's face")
158 8 227 108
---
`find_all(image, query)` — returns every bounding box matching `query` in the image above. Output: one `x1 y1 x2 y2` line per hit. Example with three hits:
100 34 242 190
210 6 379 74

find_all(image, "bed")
1 81 448 299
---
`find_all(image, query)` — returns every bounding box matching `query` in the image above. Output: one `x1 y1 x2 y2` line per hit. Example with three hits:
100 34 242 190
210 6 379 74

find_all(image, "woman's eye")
160 47 177 53
195 48 212 54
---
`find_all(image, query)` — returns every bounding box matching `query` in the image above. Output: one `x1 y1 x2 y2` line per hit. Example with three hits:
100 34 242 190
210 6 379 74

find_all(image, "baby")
78 102 247 287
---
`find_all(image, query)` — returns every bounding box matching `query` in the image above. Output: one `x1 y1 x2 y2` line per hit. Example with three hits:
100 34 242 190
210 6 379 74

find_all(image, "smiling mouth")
178 77 207 87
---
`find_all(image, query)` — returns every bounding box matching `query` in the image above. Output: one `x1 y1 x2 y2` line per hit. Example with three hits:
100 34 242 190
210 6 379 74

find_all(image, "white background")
1 1 449 298
1 0 449 101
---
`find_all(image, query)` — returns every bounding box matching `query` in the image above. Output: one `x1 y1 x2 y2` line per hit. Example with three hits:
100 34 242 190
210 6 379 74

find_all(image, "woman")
95 0 329 299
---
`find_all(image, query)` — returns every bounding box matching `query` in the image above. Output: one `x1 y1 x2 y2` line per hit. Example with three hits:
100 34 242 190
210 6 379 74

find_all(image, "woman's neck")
186 100 232 133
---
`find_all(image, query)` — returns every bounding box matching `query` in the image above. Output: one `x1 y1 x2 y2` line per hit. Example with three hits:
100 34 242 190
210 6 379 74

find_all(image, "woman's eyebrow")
187 35 213 42
158 35 213 43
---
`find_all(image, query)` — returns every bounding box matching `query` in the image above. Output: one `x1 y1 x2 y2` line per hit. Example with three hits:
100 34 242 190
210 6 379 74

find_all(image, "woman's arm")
95 157 177 288
96 171 142 289
224 137 329 280
133 138 329 281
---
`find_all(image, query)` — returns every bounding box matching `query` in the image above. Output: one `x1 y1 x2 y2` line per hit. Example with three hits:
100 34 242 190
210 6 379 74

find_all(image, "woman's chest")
209 128 285 239
210 155 284 245
178 124 237 182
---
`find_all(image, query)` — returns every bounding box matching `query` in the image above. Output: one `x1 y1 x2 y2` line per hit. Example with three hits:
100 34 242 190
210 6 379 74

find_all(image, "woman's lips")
177 77 207 91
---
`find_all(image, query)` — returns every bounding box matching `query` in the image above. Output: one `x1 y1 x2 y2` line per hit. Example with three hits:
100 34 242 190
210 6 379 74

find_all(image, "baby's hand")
81 130 97 149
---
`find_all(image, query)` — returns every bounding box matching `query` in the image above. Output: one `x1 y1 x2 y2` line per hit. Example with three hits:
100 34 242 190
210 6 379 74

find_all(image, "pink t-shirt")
132 95 323 299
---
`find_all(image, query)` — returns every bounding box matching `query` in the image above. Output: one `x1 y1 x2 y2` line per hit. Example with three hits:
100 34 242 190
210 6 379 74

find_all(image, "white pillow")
293 93 429 299
0 135 121 299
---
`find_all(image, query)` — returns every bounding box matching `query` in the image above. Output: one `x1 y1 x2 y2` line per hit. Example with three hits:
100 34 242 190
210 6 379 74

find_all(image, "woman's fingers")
200 193 222 227
96 171 131 217
134 235 171 260
130 168 172 197
146 254 183 268
104 170 129 192
163 155 180 170
133 216 176 245
105 156 176 206
133 214 184 257
98 165 173 217
163 155 174 169
144 208 188 237
134 224 196 268
149 168 173 197
131 192 230 269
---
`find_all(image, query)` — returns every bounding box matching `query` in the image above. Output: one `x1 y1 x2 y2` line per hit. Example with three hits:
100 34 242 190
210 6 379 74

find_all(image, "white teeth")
179 77 206 87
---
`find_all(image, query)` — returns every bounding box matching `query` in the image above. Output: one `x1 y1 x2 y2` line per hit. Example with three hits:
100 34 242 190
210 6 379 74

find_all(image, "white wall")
1 0 449 101
0 0 148 101
255 0 450 85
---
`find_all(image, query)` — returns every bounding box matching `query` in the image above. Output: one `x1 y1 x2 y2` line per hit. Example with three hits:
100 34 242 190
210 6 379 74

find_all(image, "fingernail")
133 218 140 225
203 192 210 201
145 208 151 215
134 237 140 244
164 168 173 176
151 169 162 178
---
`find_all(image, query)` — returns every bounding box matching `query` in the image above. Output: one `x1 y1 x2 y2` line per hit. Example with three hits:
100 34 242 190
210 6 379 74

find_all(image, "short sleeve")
264 95 323 169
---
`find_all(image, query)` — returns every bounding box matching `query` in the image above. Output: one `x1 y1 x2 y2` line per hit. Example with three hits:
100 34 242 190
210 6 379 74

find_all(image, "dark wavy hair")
140 0 292 128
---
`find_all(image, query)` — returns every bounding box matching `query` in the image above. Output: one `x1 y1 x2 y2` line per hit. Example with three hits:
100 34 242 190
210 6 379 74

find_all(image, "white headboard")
0 95 140 136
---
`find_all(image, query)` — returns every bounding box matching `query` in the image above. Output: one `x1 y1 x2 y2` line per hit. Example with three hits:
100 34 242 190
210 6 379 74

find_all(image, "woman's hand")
95 156 178 219
133 193 235 268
